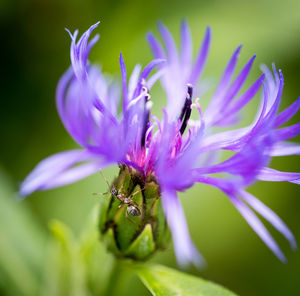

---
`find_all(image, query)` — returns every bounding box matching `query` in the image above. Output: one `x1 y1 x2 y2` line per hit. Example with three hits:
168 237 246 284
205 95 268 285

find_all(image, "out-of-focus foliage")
0 170 117 295
1 0 300 295
0 171 44 296
0 171 120 295
0 171 237 296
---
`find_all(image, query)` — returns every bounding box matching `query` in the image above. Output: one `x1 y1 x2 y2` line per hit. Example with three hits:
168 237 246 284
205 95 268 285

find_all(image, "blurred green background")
1 0 300 295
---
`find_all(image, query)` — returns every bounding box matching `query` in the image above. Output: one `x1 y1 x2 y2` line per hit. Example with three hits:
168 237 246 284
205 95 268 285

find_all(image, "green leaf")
134 263 237 296
124 224 155 260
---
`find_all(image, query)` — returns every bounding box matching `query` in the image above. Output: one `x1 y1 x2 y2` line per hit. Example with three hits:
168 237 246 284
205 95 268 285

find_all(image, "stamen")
179 84 193 135
141 83 152 147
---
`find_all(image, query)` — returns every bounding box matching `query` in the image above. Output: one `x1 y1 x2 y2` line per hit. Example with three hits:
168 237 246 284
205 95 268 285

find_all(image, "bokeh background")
1 0 300 295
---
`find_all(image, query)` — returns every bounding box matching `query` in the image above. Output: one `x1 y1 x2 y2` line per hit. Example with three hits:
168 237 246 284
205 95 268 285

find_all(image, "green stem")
104 259 129 296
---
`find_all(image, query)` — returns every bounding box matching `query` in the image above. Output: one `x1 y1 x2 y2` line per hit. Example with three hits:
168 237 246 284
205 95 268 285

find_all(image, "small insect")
94 171 143 222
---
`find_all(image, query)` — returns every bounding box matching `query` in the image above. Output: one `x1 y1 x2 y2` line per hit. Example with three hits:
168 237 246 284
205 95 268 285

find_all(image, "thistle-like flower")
20 21 300 267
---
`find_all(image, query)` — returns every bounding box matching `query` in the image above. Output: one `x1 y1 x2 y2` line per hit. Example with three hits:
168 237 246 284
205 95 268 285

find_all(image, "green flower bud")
99 165 170 261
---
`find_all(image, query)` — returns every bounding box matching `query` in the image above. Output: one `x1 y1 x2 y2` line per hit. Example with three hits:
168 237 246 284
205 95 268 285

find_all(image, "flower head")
21 21 300 267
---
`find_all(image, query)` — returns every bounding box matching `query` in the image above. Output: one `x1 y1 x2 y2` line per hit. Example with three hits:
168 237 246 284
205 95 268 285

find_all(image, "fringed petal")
206 55 256 126
119 53 128 113
275 122 300 141
230 193 286 262
161 188 204 268
157 22 179 63
240 190 297 250
221 74 264 118
146 32 165 59
132 59 165 98
128 64 142 99
40 161 109 191
257 167 300 182
274 97 300 127
204 45 243 124
269 142 300 156
20 150 100 196
220 55 256 108
189 26 211 85
213 45 242 100
193 176 294 261
66 21 100 80
180 20 193 71
263 69 284 124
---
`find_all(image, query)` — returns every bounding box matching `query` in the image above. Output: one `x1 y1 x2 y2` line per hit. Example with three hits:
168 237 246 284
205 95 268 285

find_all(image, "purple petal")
157 22 178 63
40 161 109 190
194 175 239 194
56 69 100 147
159 125 206 190
269 142 300 156
20 150 95 196
195 142 268 185
275 122 300 141
264 69 284 123
230 193 286 262
206 53 256 126
132 59 165 99
146 68 165 89
240 190 297 250
67 22 100 80
139 59 166 84
231 81 269 143
189 26 211 85
146 32 165 59
128 64 142 99
119 53 128 113
180 20 193 69
215 114 241 127
56 63 119 149
220 55 256 110
291 180 300 185
56 67 76 138
260 64 274 87
198 127 250 153
194 176 288 261
205 46 242 122
275 97 300 128
218 76 266 126
107 81 121 117
223 74 264 116
87 34 100 55
212 45 242 101
161 188 205 268
257 167 300 182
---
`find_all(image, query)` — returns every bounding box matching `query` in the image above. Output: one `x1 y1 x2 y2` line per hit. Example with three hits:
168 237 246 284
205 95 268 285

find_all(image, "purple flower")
20 21 300 267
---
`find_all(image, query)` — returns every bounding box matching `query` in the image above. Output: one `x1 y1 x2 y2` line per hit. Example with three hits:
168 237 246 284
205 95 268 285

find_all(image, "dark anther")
179 84 193 135
141 85 151 147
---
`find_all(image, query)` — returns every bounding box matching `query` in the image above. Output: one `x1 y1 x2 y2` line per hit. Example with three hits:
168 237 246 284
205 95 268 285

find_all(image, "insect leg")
132 201 140 207
99 171 110 189
92 192 109 196
118 203 124 209
119 184 128 196
128 187 144 200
